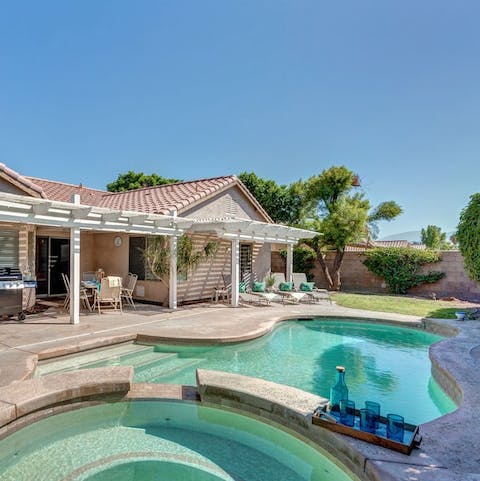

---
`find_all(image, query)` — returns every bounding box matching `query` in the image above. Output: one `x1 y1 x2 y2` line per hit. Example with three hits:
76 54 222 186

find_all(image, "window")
240 243 252 283
0 229 19 268
129 237 146 280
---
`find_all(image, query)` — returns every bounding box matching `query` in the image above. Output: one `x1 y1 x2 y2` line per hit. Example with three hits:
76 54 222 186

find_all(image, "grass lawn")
330 292 478 319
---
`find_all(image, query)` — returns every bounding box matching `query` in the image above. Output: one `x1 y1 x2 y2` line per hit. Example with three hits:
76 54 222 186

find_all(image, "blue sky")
1 1 479 238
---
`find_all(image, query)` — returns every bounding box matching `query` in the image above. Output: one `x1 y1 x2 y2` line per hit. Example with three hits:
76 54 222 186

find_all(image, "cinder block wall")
272 250 480 301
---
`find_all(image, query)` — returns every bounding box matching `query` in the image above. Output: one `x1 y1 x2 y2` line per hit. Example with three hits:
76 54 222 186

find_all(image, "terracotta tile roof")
373 240 412 248
345 240 426 252
0 164 46 198
22 173 272 222
25 176 110 205
98 176 238 215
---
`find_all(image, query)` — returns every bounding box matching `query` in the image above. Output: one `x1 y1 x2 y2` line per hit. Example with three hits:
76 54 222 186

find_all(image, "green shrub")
363 247 445 294
280 244 316 279
457 193 480 282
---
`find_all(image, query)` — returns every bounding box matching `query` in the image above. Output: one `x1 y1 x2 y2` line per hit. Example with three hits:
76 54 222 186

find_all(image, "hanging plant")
143 234 218 287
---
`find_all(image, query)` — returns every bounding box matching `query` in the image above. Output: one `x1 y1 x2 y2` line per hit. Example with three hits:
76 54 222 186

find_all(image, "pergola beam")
191 219 317 244
0 192 193 235
32 202 53 215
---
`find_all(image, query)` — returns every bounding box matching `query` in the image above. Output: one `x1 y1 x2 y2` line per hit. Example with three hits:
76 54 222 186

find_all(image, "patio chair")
121 272 138 309
212 274 231 303
292 272 332 304
92 276 123 314
270 272 305 305
61 273 92 311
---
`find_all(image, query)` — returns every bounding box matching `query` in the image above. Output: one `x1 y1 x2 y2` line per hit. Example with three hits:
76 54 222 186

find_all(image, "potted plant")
265 274 276 292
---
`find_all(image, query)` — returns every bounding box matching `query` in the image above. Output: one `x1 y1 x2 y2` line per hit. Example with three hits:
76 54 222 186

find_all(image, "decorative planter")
455 311 466 320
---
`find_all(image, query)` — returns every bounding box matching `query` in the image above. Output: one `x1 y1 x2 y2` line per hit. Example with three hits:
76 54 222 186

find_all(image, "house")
0 163 316 322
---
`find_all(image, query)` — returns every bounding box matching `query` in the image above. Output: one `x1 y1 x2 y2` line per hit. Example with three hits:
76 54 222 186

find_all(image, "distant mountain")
380 230 456 242
380 231 422 242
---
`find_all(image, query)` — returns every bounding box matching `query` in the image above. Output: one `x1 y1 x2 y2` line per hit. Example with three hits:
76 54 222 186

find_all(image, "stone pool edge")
0 314 478 481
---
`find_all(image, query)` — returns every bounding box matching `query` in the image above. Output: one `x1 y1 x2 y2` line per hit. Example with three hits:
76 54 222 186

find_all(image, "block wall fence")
271 250 480 301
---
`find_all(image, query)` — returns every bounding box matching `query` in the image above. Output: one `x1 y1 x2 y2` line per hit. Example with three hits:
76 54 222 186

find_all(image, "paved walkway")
0 300 479 481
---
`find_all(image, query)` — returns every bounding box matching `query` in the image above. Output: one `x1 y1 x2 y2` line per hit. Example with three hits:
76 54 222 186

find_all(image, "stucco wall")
175 236 271 304
0 178 27 196
79 232 168 304
0 222 33 309
177 235 230 304
272 249 480 301
181 186 268 221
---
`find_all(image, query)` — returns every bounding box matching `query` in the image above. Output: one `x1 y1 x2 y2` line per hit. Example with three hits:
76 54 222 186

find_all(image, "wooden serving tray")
312 408 422 455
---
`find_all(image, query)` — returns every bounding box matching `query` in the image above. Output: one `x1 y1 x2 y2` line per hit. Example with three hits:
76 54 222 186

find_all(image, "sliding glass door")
36 237 70 296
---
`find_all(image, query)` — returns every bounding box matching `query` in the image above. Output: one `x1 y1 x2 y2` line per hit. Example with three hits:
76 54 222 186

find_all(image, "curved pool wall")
0 400 357 481
36 318 457 425
0 314 478 480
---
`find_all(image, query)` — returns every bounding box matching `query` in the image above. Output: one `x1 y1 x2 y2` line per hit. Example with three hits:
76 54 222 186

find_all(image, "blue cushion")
279 282 293 292
252 281 266 292
300 282 315 292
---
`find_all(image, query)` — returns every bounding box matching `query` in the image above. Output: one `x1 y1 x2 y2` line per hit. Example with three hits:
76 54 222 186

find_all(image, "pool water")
0 400 355 481
38 319 457 425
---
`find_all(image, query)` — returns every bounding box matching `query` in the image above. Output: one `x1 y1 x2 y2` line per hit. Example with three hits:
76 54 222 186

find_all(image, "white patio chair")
61 273 92 311
212 274 231 303
121 273 138 309
92 276 123 314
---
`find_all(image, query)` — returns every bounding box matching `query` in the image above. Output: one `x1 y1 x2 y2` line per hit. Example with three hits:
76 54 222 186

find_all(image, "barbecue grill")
0 267 25 321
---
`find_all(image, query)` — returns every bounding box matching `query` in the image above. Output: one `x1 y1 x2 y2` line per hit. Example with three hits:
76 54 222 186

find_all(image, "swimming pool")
38 319 457 425
0 400 356 481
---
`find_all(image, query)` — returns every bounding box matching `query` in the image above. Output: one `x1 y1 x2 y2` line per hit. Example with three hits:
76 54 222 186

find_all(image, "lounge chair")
292 272 332 304
239 291 274 306
270 272 305 305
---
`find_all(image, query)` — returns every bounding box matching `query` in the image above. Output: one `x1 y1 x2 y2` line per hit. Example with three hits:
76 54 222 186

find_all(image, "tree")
280 243 317 279
107 171 181 192
238 172 311 226
457 193 480 282
421 225 452 250
305 166 402 290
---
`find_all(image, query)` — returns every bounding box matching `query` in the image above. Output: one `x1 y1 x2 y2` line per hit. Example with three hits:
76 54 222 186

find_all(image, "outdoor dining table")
81 280 99 291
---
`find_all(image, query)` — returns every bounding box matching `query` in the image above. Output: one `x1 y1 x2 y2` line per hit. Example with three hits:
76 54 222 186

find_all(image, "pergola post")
69 194 81 324
231 238 240 307
169 234 178 309
286 243 293 283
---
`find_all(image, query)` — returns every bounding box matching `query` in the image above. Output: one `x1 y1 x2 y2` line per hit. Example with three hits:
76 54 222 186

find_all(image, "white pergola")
0 192 318 322
190 218 317 308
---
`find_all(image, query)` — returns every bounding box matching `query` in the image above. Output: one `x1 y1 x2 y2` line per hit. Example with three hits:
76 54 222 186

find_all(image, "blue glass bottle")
330 366 348 412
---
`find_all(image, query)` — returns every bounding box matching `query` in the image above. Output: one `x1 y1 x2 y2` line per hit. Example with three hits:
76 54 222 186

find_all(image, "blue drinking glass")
360 408 376 433
339 399 355 427
365 401 380 429
386 414 404 442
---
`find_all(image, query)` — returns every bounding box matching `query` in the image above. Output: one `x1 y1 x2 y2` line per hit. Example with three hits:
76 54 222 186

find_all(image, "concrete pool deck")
0 301 479 481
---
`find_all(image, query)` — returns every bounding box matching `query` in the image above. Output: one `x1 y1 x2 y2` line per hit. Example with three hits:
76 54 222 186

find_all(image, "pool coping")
0 308 478 481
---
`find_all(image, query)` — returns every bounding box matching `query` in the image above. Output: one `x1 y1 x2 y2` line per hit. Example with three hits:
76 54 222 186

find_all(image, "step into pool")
37 319 457 424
